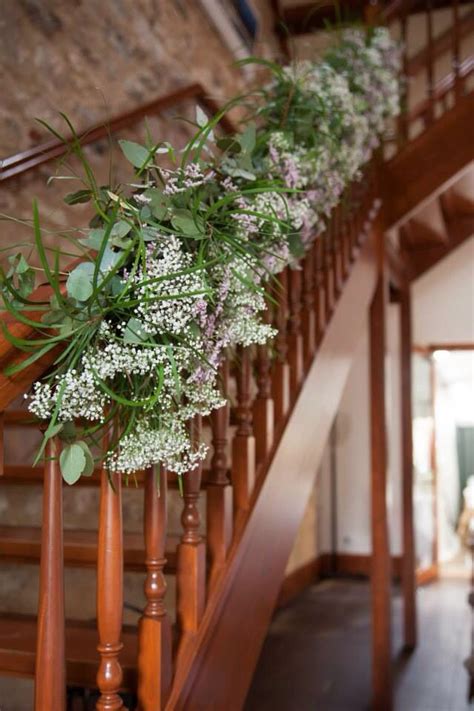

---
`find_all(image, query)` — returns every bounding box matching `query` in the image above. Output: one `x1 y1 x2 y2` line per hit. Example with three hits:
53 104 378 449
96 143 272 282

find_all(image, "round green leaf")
66 263 95 301
60 443 86 485
75 441 95 477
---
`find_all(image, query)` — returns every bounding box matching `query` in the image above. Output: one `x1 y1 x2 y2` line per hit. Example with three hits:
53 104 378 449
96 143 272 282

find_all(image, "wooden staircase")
0 3 473 710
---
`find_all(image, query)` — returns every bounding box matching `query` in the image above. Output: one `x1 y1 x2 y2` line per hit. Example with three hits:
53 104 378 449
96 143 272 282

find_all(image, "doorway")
412 345 474 583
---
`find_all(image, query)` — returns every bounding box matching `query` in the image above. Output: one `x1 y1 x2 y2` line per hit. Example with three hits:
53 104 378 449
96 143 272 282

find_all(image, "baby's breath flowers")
1 26 401 484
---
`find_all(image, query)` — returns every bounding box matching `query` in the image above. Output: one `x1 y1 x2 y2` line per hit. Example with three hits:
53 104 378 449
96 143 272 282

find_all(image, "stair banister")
207 358 233 591
34 435 66 711
137 465 172 710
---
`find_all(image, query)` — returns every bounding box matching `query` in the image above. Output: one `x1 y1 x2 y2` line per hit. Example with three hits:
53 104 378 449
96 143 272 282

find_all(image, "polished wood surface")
34 436 65 711
96 466 125 710
177 417 206 637
1 83 235 182
207 362 233 591
137 466 172 710
232 348 256 517
383 92 474 229
369 222 393 711
271 270 290 424
399 286 418 650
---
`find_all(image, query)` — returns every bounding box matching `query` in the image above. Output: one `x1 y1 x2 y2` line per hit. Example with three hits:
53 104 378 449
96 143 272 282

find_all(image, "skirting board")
278 553 403 607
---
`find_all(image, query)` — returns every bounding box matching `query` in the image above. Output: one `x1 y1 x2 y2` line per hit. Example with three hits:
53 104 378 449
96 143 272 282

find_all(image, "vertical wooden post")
35 436 65 711
0 411 4 476
272 269 291 424
137 465 172 710
323 228 333 323
452 0 461 101
287 267 304 397
232 347 256 517
177 416 206 635
369 221 393 711
96 464 124 711
302 252 316 367
426 0 435 125
207 360 233 591
398 9 409 148
399 285 417 651
253 310 275 466
312 240 322 347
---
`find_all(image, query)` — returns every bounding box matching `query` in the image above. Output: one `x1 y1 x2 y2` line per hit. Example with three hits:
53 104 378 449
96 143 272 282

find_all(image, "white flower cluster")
265 29 400 246
106 418 208 476
327 28 401 142
135 235 206 337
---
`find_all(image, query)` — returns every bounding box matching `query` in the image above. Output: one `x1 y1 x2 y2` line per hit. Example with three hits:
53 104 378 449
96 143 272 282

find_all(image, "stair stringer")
166 232 378 711
383 92 474 230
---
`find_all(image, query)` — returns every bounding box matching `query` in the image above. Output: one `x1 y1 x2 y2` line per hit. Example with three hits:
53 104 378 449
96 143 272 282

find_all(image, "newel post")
369 217 393 711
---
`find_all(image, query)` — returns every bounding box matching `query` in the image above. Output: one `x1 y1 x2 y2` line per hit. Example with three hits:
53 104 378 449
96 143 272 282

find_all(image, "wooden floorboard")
245 578 471 711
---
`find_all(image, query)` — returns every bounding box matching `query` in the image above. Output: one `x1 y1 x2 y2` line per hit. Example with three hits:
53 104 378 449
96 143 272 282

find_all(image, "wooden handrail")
406 8 474 76
0 83 235 182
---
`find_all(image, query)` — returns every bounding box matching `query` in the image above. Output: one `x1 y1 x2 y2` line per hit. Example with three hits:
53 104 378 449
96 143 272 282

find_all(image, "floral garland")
1 27 401 484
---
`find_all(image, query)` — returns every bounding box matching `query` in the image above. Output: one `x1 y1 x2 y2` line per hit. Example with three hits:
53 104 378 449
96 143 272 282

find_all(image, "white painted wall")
412 238 474 344
332 236 474 558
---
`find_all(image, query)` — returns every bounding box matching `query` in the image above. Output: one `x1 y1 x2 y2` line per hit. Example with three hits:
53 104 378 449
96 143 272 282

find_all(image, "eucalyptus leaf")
79 228 106 250
118 140 151 169
239 123 256 153
123 317 149 344
75 440 95 476
60 443 86 485
111 220 132 239
171 209 203 237
66 262 95 301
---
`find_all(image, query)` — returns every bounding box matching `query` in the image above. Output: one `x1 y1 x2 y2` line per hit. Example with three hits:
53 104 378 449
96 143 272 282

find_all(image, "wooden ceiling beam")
401 214 474 278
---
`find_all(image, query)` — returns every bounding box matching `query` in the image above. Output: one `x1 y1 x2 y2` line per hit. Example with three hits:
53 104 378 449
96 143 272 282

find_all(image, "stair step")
0 526 179 572
0 612 138 689
0 464 218 489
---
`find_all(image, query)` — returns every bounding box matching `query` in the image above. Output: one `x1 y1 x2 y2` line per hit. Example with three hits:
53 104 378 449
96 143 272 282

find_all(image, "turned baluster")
177 416 206 635
35 435 65 711
287 266 304 398
232 347 256 520
332 205 343 299
302 250 316 367
253 307 275 467
0 411 4 475
453 0 461 102
323 224 333 324
348 184 358 259
137 465 172 710
426 0 435 125
398 9 409 147
207 360 233 591
271 269 290 425
312 238 323 347
340 201 350 281
96 455 125 711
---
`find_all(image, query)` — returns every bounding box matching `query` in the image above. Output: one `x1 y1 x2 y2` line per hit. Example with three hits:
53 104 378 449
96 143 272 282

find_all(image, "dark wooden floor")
245 577 472 711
